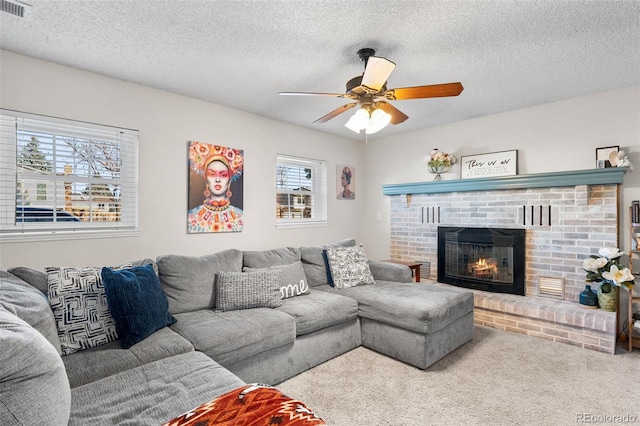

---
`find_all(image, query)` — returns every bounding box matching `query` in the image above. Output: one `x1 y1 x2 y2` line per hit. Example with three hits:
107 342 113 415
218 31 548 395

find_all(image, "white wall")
2 50 638 270
362 86 640 260
0 50 365 269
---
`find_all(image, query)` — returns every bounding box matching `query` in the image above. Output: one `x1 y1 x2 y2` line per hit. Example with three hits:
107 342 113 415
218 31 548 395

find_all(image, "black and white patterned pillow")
324 245 375 289
215 270 282 312
46 265 129 355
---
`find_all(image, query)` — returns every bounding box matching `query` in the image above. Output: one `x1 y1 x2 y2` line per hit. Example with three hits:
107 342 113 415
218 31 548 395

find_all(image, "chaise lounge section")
319 281 475 369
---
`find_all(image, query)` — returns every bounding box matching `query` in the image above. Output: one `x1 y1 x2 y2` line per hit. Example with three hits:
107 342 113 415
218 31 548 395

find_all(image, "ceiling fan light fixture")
345 108 370 133
365 109 391 134
344 107 391 134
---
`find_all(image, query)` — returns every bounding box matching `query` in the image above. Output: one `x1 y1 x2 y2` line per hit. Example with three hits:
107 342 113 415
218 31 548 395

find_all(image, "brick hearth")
389 182 620 353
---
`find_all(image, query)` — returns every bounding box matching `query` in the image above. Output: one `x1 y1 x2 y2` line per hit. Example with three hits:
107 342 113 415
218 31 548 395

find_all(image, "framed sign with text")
460 150 518 179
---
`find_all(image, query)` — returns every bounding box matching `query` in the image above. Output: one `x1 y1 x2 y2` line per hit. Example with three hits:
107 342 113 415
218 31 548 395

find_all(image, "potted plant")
583 247 635 311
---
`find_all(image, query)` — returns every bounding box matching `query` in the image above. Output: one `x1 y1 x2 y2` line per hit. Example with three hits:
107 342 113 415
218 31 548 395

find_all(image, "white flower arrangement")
583 247 635 291
609 150 633 169
425 148 457 171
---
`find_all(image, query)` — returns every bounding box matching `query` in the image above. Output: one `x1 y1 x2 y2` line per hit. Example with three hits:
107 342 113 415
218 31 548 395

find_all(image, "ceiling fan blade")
361 56 396 93
376 101 409 125
313 103 357 123
384 82 464 100
279 91 351 98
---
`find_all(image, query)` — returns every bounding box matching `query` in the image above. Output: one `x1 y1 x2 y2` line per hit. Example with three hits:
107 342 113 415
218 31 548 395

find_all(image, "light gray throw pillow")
243 261 310 299
215 270 282 312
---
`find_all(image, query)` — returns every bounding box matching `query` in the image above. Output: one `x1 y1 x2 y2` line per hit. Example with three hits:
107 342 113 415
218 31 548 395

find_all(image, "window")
276 154 327 228
36 183 47 201
0 109 139 241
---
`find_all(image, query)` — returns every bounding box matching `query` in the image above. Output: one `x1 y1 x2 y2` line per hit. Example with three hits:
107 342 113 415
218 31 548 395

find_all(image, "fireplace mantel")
382 167 626 196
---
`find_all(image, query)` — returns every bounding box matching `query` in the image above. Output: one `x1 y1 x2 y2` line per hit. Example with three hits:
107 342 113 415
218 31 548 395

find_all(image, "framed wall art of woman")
337 165 355 200
187 141 244 233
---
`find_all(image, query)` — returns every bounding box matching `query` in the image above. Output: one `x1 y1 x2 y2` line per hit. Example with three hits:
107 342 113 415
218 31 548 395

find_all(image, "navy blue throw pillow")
101 264 176 349
322 249 335 287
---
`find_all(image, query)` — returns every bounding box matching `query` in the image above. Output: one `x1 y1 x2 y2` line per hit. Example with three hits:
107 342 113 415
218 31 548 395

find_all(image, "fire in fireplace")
437 227 525 295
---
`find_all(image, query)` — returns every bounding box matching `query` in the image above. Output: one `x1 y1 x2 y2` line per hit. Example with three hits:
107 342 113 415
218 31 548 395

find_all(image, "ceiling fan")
279 48 464 134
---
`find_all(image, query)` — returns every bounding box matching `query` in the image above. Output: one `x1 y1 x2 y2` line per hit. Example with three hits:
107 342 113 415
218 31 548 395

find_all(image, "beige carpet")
278 326 640 426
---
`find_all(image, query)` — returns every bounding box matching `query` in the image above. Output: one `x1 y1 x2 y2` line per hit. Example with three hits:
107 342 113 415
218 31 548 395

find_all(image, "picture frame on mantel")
460 150 518 179
595 145 619 169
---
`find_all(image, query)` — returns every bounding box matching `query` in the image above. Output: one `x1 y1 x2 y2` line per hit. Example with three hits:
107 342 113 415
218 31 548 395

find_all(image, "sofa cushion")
215 270 282 312
275 289 358 336
368 260 414 283
0 269 62 354
46 265 128 355
244 261 311 299
163 384 326 426
317 281 474 334
9 258 157 297
69 351 245 426
171 308 296 366
0 307 71 426
299 238 356 287
325 245 375 289
6 266 49 294
62 326 194 388
157 249 243 314
242 247 301 268
101 264 177 349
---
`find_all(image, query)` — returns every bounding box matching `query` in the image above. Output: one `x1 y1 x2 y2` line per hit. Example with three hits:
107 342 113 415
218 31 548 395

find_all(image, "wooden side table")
382 259 421 282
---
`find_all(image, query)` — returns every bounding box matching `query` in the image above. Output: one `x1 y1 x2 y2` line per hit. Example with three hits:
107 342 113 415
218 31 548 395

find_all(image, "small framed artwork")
595 146 619 168
337 165 355 200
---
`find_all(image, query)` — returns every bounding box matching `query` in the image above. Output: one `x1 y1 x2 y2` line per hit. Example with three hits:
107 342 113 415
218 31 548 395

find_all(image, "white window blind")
276 154 327 228
0 109 139 241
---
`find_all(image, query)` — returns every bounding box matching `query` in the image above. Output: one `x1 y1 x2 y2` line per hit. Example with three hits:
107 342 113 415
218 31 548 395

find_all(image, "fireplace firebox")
437 227 525 295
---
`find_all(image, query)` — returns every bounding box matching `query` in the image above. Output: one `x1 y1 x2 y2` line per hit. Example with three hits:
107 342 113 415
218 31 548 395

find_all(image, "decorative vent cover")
0 0 32 20
415 259 431 280
539 276 564 299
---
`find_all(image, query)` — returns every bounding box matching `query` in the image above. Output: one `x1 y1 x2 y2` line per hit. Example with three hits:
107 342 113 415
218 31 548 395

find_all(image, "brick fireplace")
383 168 626 354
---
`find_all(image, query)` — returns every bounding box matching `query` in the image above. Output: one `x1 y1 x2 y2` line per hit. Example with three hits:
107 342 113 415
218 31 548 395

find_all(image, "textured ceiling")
1 0 639 141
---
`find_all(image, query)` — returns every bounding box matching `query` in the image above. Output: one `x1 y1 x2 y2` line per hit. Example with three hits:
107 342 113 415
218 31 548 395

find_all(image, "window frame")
275 154 327 229
0 109 140 242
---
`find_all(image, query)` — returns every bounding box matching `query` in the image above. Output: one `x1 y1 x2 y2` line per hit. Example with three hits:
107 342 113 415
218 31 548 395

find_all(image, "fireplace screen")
444 242 513 284
438 227 525 295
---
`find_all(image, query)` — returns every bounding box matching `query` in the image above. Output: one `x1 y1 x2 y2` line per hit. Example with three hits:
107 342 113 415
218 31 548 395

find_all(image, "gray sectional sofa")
0 238 474 425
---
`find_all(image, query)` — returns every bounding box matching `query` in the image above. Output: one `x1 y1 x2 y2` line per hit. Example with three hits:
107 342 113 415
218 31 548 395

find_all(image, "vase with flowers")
583 247 635 312
426 148 457 181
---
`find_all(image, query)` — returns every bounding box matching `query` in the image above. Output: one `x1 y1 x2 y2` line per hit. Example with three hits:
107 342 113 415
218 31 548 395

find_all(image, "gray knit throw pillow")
215 270 282 312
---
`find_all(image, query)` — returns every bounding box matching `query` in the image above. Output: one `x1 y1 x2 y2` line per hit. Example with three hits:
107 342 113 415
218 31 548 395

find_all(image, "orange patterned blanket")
163 384 326 426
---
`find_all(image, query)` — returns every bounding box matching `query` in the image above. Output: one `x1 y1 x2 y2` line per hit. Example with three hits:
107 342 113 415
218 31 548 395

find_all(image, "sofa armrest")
368 261 413 283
